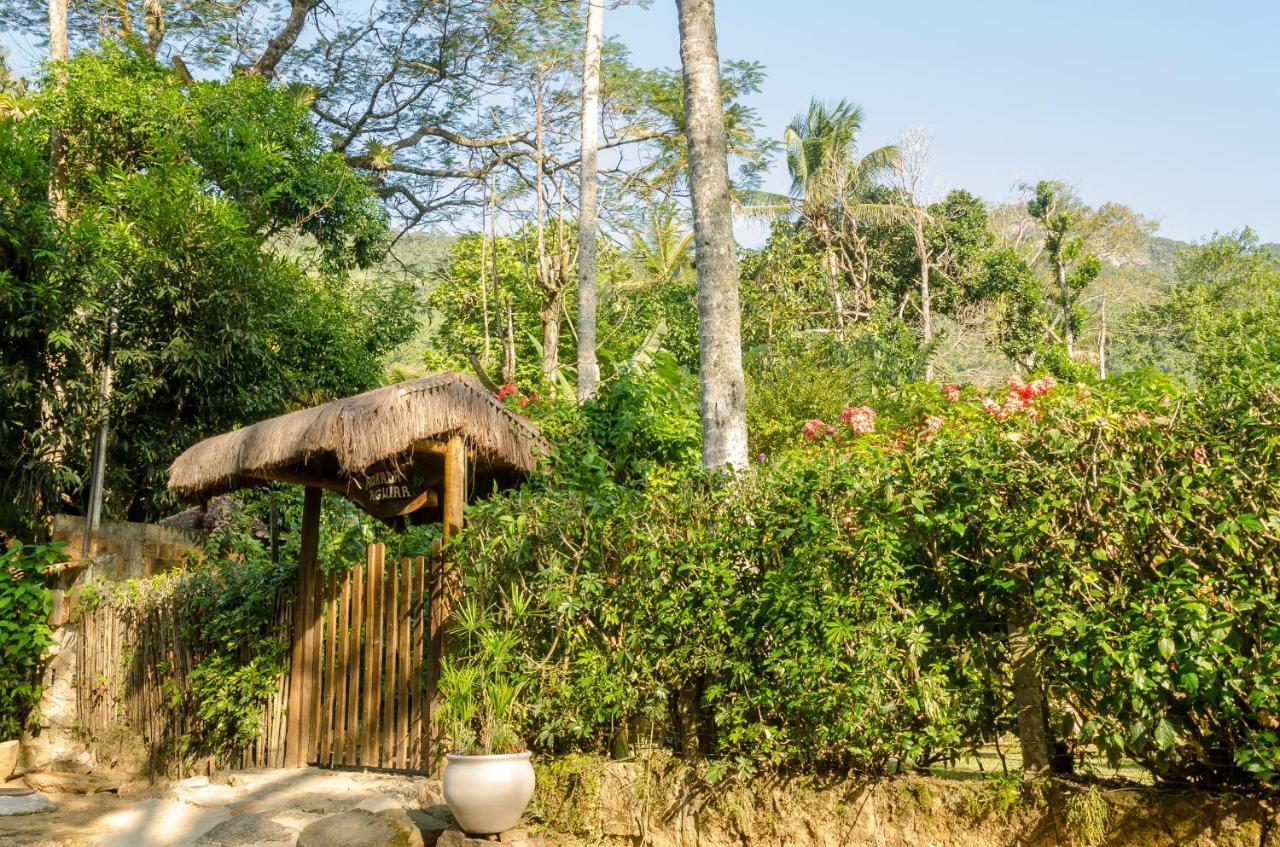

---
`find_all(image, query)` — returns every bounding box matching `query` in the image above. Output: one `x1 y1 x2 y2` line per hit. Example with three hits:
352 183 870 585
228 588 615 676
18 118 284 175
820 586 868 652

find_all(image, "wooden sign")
347 467 438 519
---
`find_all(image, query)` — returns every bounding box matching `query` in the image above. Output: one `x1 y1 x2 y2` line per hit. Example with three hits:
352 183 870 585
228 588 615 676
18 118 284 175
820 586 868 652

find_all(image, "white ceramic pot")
0 740 19 782
442 751 535 835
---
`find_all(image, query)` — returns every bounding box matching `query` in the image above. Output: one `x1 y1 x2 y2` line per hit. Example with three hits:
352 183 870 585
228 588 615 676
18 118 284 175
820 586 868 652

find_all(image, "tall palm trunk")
575 0 604 402
676 0 748 471
48 0 68 218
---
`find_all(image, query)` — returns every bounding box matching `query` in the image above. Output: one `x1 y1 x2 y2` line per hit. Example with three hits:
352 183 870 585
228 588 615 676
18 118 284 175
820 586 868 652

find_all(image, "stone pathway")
0 768 549 847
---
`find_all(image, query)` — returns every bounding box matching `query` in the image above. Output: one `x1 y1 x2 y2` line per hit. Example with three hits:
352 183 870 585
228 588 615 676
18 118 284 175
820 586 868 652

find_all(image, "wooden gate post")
426 435 466 777
285 486 323 768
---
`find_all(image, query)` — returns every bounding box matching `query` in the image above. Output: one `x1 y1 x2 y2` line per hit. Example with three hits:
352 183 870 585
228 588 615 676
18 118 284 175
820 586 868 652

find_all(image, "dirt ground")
0 767 430 847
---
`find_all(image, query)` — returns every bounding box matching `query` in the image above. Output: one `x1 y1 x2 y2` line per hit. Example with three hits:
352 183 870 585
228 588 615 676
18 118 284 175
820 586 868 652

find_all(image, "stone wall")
24 517 204 772
533 753 1278 847
51 514 202 582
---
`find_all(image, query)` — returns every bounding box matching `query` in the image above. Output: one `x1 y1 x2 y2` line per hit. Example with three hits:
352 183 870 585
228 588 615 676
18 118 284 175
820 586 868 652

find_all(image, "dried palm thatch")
168 372 546 502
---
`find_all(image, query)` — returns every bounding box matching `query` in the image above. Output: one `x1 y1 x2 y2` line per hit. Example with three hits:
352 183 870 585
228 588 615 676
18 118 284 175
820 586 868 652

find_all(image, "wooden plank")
381 558 399 767
322 568 338 766
346 553 366 766
285 486 323 768
396 556 412 769
308 560 325 764
360 543 382 766
412 552 428 769
333 565 350 766
371 543 389 767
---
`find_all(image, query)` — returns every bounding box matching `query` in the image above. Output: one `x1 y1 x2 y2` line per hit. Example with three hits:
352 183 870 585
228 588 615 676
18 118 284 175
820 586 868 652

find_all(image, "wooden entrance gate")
303 543 430 771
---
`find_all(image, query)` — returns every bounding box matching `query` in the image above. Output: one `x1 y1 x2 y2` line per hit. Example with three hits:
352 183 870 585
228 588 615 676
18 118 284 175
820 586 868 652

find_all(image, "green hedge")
454 364 1280 786
0 540 56 740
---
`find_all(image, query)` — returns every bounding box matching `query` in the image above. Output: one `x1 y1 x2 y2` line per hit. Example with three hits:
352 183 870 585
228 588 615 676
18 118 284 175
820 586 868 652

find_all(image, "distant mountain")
1143 235 1280 275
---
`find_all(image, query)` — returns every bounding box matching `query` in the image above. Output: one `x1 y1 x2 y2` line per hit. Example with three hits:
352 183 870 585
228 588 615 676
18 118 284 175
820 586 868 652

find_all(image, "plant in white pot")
439 658 534 835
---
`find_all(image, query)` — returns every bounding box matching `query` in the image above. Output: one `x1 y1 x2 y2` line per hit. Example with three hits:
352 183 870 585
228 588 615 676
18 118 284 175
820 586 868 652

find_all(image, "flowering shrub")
838 405 876 434
454 365 1280 786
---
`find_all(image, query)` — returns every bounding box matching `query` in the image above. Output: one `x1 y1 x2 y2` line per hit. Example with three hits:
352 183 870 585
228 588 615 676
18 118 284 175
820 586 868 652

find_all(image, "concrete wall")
51 515 202 582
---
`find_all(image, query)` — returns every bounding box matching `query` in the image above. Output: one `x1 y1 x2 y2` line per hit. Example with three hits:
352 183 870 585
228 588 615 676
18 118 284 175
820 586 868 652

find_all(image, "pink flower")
1193 445 1208 464
924 415 944 433
942 383 960 402
1028 377 1054 397
839 406 877 435
496 383 518 402
1001 394 1026 417
982 398 1002 417
802 419 832 441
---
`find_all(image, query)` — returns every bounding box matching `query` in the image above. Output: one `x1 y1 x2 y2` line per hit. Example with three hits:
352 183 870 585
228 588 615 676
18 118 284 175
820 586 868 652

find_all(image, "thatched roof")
168 372 546 502
160 497 268 536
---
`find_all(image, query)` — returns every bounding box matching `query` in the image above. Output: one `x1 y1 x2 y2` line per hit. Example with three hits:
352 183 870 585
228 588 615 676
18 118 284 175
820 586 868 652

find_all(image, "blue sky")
5 2 1276 243
608 0 1280 243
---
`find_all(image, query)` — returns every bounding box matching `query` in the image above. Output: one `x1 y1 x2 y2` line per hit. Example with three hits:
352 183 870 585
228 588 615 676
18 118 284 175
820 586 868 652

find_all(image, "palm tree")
746 99 900 328
675 0 749 471
629 204 695 287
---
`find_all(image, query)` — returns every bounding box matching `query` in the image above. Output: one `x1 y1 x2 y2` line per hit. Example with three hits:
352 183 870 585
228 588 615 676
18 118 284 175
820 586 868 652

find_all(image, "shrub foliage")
455 363 1280 786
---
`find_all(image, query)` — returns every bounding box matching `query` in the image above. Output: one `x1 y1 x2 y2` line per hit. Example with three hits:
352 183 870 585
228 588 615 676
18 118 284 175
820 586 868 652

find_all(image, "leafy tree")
1026 180 1102 358
980 248 1050 371
1116 229 1280 382
427 224 665 392
0 46 413 531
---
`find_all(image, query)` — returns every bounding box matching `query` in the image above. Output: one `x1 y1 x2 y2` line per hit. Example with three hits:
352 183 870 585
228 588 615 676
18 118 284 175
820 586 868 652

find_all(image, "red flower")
1009 379 1035 402
942 383 960 402
496 383 518 402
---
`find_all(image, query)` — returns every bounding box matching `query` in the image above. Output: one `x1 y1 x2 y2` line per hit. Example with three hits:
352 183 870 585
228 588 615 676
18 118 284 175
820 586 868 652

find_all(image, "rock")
406 808 454 846
416 781 444 809
355 795 404 814
194 812 293 846
116 778 161 799
295 793 352 814
16 741 52 772
50 751 92 774
0 740 18 781
436 830 544 847
0 792 56 816
270 808 324 833
297 809 424 847
173 781 240 808
23 771 120 794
